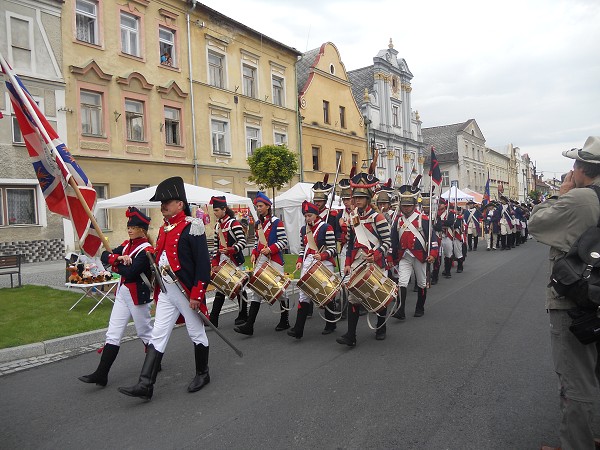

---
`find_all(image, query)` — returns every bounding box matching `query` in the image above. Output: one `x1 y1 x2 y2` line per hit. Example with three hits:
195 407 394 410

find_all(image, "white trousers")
441 236 463 259
397 252 427 289
105 284 153 346
298 255 334 304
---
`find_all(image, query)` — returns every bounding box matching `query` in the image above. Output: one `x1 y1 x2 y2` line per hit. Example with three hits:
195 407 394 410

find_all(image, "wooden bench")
0 255 22 288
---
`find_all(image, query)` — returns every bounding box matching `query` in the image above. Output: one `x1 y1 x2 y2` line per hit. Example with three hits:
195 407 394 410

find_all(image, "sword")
146 251 166 294
162 265 243 358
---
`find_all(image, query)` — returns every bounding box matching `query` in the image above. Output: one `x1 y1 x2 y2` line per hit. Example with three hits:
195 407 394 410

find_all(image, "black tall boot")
322 305 337 334
514 232 520 246
375 308 387 340
500 234 507 250
118 344 163 400
288 302 309 339
336 304 359 346
431 260 440 285
467 234 473 251
79 343 120 387
457 258 464 273
415 288 427 317
234 291 249 326
473 236 478 251
275 299 290 331
234 301 260 335
188 343 210 393
209 292 225 328
393 287 407 320
443 257 452 278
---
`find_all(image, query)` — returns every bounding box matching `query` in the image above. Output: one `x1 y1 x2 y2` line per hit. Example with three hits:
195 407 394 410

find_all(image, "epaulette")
185 216 205 236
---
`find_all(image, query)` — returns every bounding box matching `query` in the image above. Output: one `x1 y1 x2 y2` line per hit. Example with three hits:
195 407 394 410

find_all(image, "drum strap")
256 220 268 247
398 212 427 250
218 224 228 249
353 216 379 250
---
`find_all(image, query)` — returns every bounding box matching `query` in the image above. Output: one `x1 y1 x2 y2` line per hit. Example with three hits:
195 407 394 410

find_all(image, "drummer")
288 201 337 339
208 196 248 328
234 191 290 336
391 186 438 319
336 165 392 346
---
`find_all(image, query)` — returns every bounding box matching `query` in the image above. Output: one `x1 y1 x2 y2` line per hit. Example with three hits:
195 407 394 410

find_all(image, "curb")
0 322 140 364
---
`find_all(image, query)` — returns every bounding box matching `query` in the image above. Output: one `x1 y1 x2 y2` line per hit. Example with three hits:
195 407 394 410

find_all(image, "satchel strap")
587 185 600 227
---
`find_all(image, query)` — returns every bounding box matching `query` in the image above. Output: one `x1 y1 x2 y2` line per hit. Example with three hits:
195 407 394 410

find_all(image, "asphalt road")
1 240 564 449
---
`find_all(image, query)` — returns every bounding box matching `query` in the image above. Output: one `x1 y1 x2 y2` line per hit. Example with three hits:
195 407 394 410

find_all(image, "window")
75 0 98 45
159 27 175 67
312 147 320 171
130 185 149 216
164 106 181 145
5 188 37 225
392 105 399 127
120 12 140 57
10 16 32 72
208 51 224 88
339 106 346 128
442 171 450 187
352 153 358 169
125 99 144 142
211 119 230 156
80 90 103 136
274 132 287 146
272 76 284 106
243 65 257 98
336 151 343 170
323 101 330 124
246 126 260 156
94 184 108 230
12 115 24 144
378 150 386 169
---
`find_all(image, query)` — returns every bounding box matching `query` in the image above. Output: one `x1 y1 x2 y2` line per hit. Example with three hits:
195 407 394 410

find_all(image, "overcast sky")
201 0 600 179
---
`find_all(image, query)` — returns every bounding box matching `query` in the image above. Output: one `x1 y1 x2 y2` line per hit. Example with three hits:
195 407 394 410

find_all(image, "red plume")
386 178 392 188
412 174 422 187
323 173 329 184
350 167 356 178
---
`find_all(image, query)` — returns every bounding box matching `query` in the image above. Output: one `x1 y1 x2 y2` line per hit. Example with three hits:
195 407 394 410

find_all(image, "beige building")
484 147 510 200
61 0 300 244
297 42 367 184
0 0 66 261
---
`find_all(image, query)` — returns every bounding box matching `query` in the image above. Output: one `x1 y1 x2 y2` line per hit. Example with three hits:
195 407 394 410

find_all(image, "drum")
211 260 249 299
297 261 341 308
247 261 291 305
347 263 398 313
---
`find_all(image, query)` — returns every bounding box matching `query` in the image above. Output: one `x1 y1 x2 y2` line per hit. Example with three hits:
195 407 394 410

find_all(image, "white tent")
274 182 343 254
441 186 475 202
96 183 255 210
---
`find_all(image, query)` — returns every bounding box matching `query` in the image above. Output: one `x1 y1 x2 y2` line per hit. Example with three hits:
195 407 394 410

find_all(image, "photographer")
528 136 600 450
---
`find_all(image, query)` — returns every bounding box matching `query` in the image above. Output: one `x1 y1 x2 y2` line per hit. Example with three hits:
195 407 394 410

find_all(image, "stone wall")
0 239 64 262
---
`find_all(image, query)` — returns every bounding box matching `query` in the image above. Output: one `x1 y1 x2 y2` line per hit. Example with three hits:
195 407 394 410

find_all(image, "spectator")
160 51 172 67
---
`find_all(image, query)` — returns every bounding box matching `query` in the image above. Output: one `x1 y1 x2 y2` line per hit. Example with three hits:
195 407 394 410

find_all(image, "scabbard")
146 251 167 293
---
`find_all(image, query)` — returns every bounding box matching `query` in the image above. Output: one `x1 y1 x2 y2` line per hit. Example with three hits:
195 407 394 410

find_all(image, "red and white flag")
1 53 102 256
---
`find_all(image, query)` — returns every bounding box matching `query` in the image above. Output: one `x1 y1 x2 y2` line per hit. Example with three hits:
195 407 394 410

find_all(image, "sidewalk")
0 259 238 376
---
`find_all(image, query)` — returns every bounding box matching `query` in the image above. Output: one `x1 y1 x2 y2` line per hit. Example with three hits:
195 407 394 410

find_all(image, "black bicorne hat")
150 176 191 215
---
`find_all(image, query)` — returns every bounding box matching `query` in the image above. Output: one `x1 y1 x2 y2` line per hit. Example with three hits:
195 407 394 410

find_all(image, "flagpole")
0 54 111 253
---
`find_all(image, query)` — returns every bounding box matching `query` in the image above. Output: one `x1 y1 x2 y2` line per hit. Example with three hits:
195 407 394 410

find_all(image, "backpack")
550 185 600 309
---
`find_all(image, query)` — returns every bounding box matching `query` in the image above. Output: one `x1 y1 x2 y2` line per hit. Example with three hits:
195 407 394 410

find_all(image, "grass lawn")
0 285 116 349
283 253 300 278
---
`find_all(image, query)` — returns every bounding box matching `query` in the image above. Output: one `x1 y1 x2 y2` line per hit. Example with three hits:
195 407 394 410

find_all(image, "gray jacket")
528 179 600 309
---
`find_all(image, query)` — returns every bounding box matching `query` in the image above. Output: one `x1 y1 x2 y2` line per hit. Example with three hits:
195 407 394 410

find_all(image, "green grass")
0 285 115 349
284 254 300 278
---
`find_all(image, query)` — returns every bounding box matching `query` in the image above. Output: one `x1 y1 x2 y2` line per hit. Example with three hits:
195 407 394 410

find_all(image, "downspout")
295 58 304 182
187 1 199 185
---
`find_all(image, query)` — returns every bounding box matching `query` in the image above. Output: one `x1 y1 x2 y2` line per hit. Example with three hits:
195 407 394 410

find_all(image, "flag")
483 171 491 205
1 54 102 256
428 146 442 186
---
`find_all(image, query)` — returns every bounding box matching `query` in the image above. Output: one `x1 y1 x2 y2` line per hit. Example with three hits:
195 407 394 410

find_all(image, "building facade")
484 147 510 201
422 119 486 194
0 0 66 261
296 42 367 184
348 40 423 186
61 0 301 244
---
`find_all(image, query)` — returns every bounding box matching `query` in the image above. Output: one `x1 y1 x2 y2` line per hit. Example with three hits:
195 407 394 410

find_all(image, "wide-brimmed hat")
563 136 600 164
312 174 334 201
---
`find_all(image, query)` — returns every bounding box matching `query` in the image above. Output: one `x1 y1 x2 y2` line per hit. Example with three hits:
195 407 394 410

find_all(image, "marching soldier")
499 196 514 250
119 176 212 400
376 179 395 224
208 196 248 328
391 186 438 318
438 199 463 277
288 201 337 339
463 200 482 251
79 207 153 387
235 192 289 335
336 167 392 346
420 193 443 285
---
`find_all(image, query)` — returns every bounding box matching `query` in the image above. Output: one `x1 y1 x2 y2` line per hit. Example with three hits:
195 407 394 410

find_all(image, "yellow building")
297 43 367 185
61 0 300 244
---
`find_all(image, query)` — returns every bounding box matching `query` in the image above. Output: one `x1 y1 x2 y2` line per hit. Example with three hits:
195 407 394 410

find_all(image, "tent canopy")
96 183 254 210
441 186 474 202
273 182 342 208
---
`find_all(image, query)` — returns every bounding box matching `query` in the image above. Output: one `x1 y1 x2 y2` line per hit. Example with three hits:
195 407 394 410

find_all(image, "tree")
247 144 299 207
